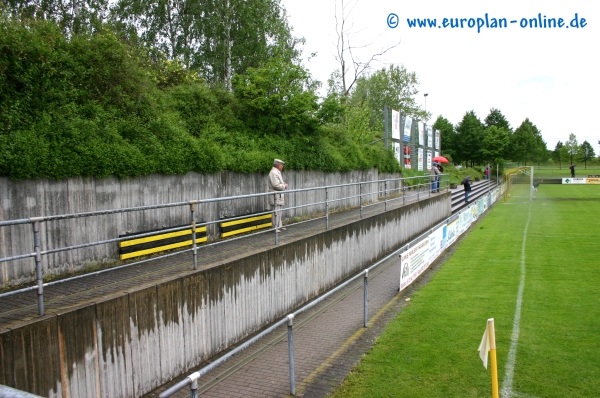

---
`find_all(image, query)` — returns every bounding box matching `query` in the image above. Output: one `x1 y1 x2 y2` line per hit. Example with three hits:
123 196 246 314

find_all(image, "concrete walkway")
143 239 427 398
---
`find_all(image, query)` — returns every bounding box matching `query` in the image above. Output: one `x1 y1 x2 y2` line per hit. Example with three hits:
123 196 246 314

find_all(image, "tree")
482 126 510 165
559 145 570 166
552 141 564 168
233 56 319 136
4 0 111 34
111 0 300 89
348 64 427 127
433 116 455 161
333 0 399 101
510 118 542 165
564 133 578 165
484 108 512 132
454 111 485 167
197 0 301 89
578 140 595 169
111 0 200 64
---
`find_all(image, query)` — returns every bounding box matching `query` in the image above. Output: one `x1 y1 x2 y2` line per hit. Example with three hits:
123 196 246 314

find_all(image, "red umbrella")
432 156 449 163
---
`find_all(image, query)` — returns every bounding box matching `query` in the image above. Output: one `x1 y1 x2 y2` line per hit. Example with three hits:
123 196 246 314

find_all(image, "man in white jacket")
268 159 288 231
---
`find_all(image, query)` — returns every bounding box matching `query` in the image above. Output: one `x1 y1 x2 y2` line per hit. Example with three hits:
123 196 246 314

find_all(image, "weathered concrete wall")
0 193 450 398
0 170 400 286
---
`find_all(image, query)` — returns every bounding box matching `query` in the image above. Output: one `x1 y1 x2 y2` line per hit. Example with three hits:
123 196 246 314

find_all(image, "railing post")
384 181 388 211
325 188 329 230
273 193 279 245
403 185 406 206
359 184 363 218
417 179 420 201
190 202 198 270
363 270 369 328
32 218 44 316
287 314 296 396
190 378 198 398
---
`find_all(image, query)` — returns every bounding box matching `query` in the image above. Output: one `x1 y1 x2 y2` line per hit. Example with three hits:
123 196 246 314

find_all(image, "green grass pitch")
332 184 600 398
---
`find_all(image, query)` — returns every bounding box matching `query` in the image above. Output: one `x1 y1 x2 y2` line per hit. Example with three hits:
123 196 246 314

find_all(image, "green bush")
0 15 402 180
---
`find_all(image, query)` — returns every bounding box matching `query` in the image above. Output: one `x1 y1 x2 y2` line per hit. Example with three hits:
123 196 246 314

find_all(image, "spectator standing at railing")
431 162 441 193
462 176 472 203
268 159 288 232
569 164 576 177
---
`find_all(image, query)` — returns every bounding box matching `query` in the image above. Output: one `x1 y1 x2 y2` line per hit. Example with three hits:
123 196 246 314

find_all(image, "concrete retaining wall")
0 170 401 286
0 193 450 398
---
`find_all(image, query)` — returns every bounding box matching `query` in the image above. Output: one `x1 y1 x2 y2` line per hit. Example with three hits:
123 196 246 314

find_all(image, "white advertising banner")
394 142 401 163
428 224 447 264
418 148 424 171
458 208 472 235
435 131 440 150
400 224 447 291
426 125 433 148
392 110 401 140
403 116 412 142
398 181 508 293
419 123 425 146
446 218 460 246
400 237 431 291
562 178 586 184
426 150 432 170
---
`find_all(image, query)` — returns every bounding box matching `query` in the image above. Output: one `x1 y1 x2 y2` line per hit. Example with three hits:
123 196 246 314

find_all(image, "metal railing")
0 174 449 316
157 195 487 398
0 385 43 398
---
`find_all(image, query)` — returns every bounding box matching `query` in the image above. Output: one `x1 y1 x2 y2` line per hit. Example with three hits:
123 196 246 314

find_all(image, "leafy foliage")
435 108 549 167
511 118 547 165
433 115 455 161
484 107 512 132
454 111 485 167
0 13 401 180
348 64 427 126
578 140 595 168
482 126 510 164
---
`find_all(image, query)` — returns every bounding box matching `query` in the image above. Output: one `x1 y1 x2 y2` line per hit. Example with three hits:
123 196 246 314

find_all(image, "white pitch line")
510 391 541 398
500 202 532 398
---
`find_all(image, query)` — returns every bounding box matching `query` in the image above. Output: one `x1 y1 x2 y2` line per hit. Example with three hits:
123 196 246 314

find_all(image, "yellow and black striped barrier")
119 225 207 260
220 213 272 238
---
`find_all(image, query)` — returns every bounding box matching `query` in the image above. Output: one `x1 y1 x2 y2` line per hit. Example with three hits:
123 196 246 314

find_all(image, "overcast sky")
282 0 599 152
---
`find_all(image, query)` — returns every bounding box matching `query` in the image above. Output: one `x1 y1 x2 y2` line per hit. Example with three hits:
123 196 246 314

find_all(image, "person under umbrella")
462 176 472 203
431 162 441 193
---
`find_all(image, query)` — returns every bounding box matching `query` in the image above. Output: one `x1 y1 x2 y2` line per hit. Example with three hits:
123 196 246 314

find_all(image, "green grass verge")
331 184 600 397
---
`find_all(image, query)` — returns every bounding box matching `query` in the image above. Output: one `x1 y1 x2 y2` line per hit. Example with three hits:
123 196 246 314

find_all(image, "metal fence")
157 209 464 398
0 174 449 317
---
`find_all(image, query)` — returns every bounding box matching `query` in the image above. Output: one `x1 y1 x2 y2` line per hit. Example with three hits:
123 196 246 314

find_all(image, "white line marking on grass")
511 391 540 398
500 203 532 398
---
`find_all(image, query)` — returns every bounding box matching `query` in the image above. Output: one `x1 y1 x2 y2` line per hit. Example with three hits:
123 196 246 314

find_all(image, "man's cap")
274 159 285 165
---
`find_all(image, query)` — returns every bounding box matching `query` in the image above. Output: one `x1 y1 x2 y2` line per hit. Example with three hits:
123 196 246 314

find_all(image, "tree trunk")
224 0 233 91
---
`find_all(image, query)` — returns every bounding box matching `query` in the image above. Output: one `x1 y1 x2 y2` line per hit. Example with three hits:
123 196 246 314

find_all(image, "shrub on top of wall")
0 16 401 180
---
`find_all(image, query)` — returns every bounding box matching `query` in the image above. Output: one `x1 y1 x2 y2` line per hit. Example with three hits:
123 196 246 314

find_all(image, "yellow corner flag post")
478 318 499 398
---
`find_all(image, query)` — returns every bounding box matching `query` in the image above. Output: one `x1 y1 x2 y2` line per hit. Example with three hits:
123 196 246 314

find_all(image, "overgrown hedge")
0 16 400 180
